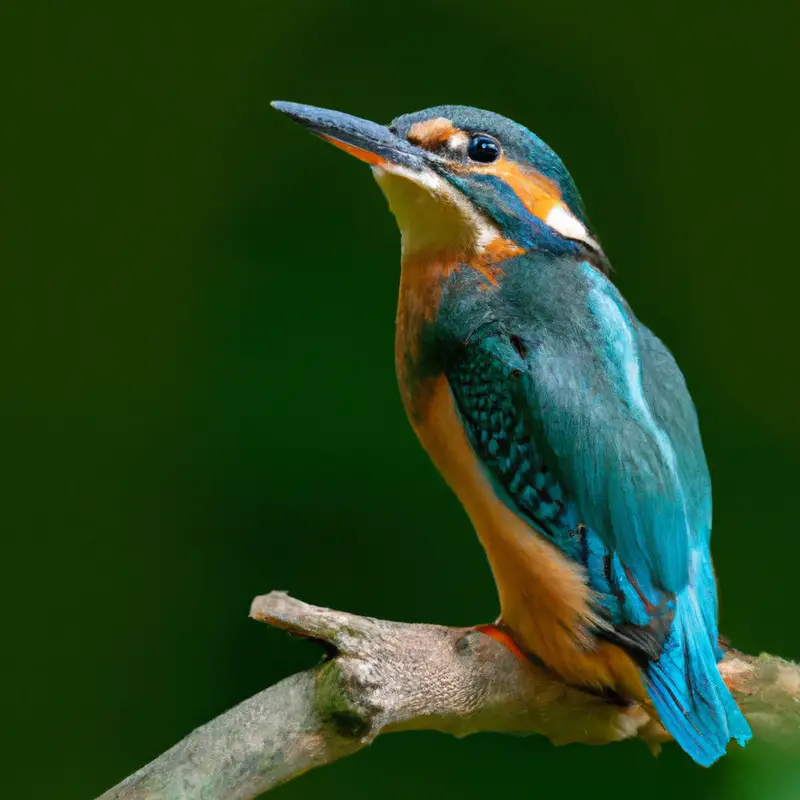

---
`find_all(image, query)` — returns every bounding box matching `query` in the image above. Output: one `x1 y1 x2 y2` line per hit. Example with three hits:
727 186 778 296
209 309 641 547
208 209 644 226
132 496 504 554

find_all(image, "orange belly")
409 375 646 701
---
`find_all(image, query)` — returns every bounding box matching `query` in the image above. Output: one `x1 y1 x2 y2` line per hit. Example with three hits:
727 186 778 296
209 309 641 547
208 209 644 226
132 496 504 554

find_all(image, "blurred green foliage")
5 1 800 797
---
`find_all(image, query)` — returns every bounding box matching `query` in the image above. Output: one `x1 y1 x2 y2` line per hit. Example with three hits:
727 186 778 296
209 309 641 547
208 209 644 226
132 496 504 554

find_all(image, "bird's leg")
475 621 646 711
474 621 545 667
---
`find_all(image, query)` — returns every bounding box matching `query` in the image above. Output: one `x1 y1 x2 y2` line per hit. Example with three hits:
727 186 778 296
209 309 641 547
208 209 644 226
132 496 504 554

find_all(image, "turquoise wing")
444 268 750 765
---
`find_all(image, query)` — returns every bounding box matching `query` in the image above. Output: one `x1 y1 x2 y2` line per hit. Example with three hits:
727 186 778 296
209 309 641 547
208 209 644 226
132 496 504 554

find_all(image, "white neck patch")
545 204 591 244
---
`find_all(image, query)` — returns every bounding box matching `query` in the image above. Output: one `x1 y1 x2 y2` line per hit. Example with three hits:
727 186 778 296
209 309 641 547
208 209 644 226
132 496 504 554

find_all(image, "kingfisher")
271 100 751 766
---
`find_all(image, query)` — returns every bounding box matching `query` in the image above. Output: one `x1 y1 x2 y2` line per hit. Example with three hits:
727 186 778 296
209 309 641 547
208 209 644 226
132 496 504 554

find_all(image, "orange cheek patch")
320 134 387 167
480 155 564 224
407 117 460 150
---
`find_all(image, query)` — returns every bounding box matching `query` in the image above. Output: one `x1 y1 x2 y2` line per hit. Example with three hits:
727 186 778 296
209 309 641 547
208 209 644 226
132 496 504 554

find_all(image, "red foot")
474 623 529 663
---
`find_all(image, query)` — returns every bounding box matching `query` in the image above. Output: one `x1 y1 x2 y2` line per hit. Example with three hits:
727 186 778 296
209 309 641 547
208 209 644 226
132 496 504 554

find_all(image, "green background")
5 2 800 798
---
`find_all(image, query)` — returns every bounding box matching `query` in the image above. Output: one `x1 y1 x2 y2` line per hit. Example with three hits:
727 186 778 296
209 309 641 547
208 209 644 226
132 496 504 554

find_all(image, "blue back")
432 251 751 765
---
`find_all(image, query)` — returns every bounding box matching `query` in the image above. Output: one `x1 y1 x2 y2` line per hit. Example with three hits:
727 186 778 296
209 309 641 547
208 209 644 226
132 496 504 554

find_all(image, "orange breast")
407 374 646 701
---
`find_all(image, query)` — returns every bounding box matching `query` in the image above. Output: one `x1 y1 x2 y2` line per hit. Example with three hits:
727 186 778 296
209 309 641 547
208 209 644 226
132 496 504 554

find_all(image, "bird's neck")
394 241 522 419
374 165 524 414
373 164 499 260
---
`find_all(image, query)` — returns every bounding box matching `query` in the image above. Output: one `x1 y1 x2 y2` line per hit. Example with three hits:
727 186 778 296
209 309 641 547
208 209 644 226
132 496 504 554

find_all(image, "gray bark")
97 592 800 800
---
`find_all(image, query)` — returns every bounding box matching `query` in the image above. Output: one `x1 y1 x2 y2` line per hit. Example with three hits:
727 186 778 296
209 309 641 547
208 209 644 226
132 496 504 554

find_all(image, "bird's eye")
467 134 501 163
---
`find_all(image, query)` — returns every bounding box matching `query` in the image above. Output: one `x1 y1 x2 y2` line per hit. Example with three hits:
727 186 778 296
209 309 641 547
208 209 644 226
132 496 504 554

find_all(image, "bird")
271 100 752 766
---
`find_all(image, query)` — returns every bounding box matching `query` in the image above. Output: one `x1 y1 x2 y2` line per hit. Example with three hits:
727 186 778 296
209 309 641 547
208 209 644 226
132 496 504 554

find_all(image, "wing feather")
447 272 701 596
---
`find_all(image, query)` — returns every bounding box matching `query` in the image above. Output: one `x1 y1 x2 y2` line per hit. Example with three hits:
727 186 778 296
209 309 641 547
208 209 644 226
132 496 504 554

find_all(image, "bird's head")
272 102 606 270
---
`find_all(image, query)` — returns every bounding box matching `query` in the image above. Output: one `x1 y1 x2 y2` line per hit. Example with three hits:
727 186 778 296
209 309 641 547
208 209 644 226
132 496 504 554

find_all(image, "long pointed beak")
271 101 424 170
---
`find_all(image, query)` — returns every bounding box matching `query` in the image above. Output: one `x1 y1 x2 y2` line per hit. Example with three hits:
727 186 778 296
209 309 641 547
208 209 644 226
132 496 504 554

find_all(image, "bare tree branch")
96 591 800 800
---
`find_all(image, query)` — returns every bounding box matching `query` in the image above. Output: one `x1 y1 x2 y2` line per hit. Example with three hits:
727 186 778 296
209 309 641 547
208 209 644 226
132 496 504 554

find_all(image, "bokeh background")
6 2 800 798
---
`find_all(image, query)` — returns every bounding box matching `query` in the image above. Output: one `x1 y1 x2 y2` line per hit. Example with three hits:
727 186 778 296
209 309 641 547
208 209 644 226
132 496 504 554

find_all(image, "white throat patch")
372 163 499 258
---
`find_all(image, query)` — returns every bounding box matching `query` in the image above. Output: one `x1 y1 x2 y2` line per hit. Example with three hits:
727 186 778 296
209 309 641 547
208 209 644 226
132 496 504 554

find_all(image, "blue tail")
645 588 752 766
